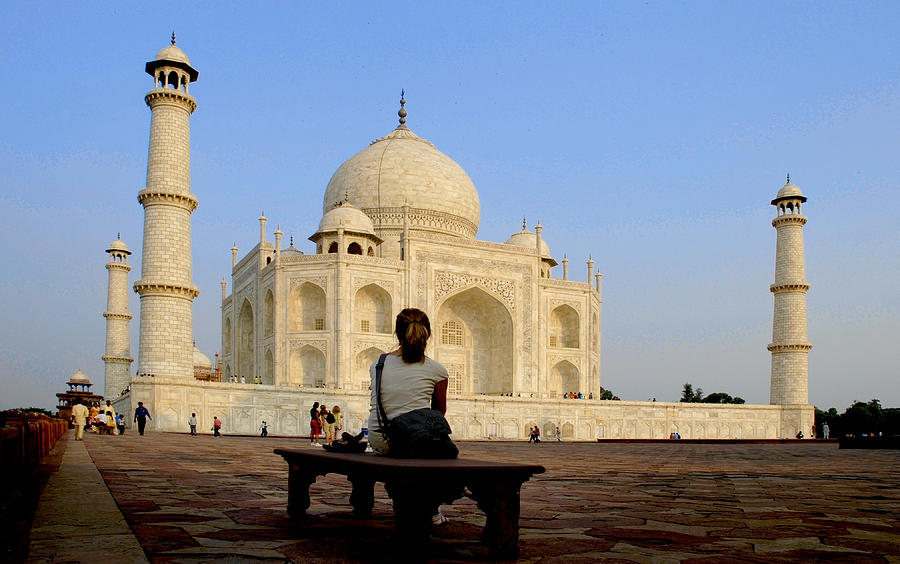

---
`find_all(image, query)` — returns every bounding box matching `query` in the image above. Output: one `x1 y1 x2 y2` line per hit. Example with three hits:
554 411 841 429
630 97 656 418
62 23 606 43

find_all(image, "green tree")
680 383 703 403
843 399 885 435
599 387 616 400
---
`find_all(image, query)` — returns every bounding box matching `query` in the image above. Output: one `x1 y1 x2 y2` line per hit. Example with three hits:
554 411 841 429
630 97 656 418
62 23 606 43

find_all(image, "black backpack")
326 412 335 424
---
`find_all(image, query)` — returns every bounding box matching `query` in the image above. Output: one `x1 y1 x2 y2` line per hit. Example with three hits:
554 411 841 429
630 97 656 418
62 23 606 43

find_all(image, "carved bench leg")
287 464 317 518
385 480 438 555
471 482 523 559
348 474 375 517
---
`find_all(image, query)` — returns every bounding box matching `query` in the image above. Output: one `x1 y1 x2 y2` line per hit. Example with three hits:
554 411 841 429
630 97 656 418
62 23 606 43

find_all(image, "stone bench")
274 448 545 558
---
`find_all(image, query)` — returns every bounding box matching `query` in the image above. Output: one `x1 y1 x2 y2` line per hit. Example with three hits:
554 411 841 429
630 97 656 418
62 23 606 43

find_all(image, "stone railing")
0 412 67 506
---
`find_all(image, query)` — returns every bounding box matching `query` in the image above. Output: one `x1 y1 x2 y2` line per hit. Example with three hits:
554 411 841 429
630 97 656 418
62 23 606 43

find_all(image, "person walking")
213 416 222 437
133 402 151 435
555 426 561 442
260 420 268 437
71 399 88 441
823 422 830 439
323 406 335 444
188 413 197 436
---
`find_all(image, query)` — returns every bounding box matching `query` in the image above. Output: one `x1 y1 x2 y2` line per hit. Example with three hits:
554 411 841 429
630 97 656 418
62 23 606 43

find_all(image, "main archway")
436 286 513 395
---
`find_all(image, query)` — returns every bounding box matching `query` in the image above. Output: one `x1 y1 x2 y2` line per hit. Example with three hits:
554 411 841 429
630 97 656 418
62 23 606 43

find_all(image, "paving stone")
27 432 900 562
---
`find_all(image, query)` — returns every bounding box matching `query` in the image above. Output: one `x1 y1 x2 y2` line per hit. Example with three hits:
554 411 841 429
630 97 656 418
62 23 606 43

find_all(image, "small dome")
106 237 130 254
316 203 377 236
776 181 803 200
155 44 191 66
280 246 303 257
69 370 90 384
505 227 552 258
193 345 212 369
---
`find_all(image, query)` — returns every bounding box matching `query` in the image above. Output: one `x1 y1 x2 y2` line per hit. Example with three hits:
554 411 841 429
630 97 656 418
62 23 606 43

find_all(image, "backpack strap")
374 354 390 440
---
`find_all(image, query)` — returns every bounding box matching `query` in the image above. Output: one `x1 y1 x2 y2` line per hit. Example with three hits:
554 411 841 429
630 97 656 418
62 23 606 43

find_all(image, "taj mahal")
103 37 814 440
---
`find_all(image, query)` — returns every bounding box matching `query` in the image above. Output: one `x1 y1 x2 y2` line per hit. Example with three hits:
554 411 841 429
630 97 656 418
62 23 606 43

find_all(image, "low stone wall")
118 379 814 441
0 413 68 505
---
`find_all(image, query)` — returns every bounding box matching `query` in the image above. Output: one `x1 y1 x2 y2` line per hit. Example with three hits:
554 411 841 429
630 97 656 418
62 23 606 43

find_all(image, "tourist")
71 399 88 441
822 422 830 439
133 401 152 435
260 420 268 437
322 405 335 444
188 412 197 436
89 402 100 428
95 410 108 434
367 308 454 525
105 400 117 424
310 402 322 446
105 411 117 435
116 413 125 435
534 426 541 443
555 426 561 442
213 416 222 437
332 405 343 434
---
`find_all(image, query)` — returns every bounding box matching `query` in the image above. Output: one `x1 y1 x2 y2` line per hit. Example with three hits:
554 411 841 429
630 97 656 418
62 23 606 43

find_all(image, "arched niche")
354 347 385 390
354 284 392 334
264 290 274 338
238 299 255 380
290 282 326 331
223 318 232 355
592 312 599 348
263 349 274 385
550 304 579 348
290 345 325 387
348 242 362 255
549 360 579 398
436 286 513 395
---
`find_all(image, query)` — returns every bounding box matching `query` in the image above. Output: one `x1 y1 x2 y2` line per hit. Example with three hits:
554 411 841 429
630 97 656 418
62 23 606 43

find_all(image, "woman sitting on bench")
367 308 452 525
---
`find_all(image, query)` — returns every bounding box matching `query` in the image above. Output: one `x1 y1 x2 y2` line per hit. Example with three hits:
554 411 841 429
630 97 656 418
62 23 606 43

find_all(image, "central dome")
323 118 480 253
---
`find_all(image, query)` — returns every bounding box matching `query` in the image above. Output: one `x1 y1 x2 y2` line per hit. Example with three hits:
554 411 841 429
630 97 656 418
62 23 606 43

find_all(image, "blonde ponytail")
395 308 431 363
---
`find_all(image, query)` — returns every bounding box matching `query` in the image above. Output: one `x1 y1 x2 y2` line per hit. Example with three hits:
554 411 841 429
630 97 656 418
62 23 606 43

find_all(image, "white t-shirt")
368 354 448 431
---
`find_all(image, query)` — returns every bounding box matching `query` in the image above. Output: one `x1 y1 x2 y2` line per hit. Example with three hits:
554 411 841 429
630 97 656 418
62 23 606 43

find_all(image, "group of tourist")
227 375 264 384
563 392 591 399
69 399 129 438
309 402 343 446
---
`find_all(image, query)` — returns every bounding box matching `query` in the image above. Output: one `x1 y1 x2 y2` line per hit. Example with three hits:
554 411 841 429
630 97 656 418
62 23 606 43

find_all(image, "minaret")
133 34 200 380
768 174 811 405
102 235 133 398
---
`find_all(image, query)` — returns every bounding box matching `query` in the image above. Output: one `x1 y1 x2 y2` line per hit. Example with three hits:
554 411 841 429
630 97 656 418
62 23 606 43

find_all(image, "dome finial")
117 231 120 240
171 31 176 46
398 89 408 128
290 235 294 247
345 188 350 203
522 217 527 229
786 172 790 184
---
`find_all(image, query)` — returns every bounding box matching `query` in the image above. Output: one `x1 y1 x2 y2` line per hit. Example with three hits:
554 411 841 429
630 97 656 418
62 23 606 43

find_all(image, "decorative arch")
592 312 599 348
290 282 326 331
263 349 274 385
550 304 579 348
328 241 338 253
348 242 362 255
354 284 392 334
562 422 575 439
367 246 374 256
264 290 274 338
237 299 255 380
290 345 325 387
549 360 579 397
355 347 385 390
223 318 232 355
436 286 513 395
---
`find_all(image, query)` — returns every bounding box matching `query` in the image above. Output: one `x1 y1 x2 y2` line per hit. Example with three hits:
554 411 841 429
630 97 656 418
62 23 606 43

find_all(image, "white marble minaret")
134 34 199 379
768 175 812 405
102 235 133 398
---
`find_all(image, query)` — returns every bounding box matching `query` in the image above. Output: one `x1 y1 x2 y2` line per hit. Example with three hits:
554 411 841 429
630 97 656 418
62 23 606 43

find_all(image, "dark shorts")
311 420 322 433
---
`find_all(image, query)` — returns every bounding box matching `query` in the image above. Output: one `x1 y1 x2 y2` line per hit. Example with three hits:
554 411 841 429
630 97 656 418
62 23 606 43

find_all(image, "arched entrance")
436 287 513 395
550 360 579 398
237 299 255 380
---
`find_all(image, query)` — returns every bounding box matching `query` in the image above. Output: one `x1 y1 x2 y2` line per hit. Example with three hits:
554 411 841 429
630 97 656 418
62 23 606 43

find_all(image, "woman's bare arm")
432 379 448 414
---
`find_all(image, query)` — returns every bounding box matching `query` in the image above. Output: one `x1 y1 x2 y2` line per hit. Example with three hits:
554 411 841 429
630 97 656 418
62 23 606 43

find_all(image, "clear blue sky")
1 2 898 412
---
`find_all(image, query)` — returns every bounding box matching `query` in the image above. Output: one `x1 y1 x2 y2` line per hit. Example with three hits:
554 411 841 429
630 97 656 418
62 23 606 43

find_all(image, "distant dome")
772 176 807 204
281 246 303 257
155 44 191 66
776 181 803 200
106 237 130 254
69 370 90 384
323 123 480 240
316 203 376 236
505 226 552 258
192 345 212 369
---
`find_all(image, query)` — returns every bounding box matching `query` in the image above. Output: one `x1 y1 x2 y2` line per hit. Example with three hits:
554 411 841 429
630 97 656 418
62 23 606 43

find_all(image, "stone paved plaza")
28 431 900 562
